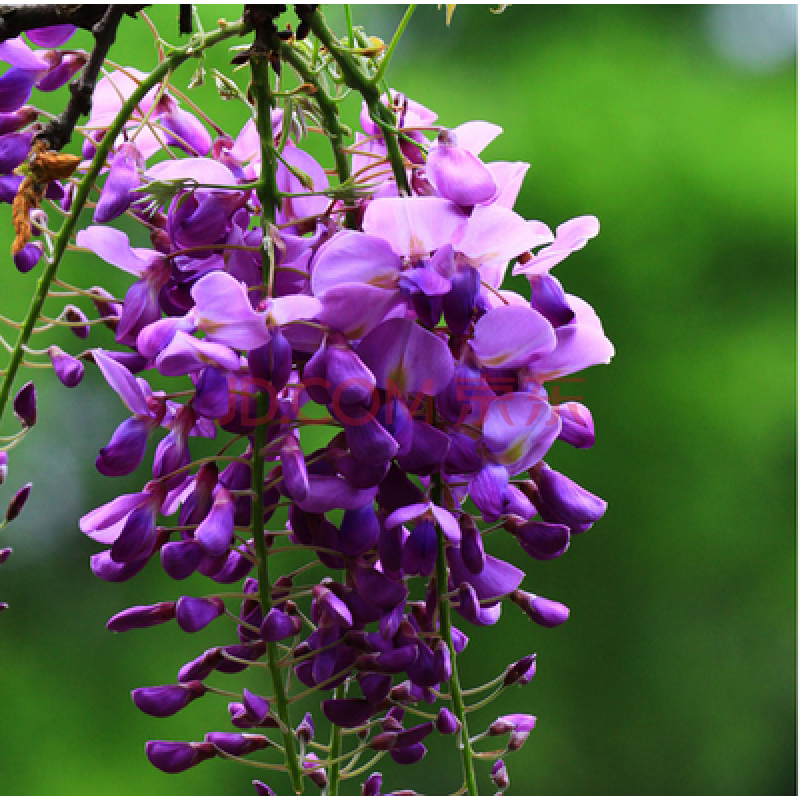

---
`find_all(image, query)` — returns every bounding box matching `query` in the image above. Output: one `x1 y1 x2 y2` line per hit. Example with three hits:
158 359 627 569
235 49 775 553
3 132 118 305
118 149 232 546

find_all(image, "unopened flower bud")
13 381 36 427
175 596 225 633
204 732 269 756
64 304 90 338
511 590 570 628
253 781 276 796
48 346 84 387
362 772 383 796
0 452 7 485
107 602 176 633
491 759 509 791
303 753 328 790
296 711 314 743
132 681 206 717
145 740 215 773
435 707 461 735
5 482 31 522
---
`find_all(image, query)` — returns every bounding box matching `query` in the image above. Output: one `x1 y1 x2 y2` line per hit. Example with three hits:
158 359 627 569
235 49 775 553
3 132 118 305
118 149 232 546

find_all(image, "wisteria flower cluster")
0 5 612 795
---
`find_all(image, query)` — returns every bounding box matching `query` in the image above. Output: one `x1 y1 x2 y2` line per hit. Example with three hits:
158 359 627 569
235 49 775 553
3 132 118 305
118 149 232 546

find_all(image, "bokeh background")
0 4 795 795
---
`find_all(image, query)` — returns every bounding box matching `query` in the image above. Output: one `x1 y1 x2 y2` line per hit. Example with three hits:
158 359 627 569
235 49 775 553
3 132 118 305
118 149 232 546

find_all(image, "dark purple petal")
161 539 206 580
195 489 234 556
205 732 268 756
555 402 595 449
133 682 205 717
362 773 383 796
389 743 427 765
509 519 570 560
107 602 175 633
322 697 374 728
13 241 42 273
0 68 40 113
145 740 215 774
529 463 607 533
176 596 225 633
96 416 151 476
491 759 510 791
436 707 461 735
253 781 276 796
13 381 36 426
5 482 31 522
48 346 84 387
260 608 300 642
511 590 569 628
26 25 76 47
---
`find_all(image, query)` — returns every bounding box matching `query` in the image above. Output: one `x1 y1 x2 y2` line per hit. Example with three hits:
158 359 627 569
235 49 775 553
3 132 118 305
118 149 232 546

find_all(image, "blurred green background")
0 4 795 795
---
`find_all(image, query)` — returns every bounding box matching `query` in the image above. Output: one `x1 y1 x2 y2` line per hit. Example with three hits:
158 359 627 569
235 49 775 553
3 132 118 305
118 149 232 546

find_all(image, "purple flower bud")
296 711 314 743
488 713 537 750
205 732 269 756
132 682 206 717
64 304 90 339
368 732 398 751
506 517 570 561
161 539 206 580
5 481 31 522
435 707 461 735
362 773 383 796
88 287 122 330
504 654 537 686
491 759 509 791
528 463 607 533
280 434 309 503
176 595 225 633
36 51 87 92
242 688 271 725
260 607 301 642
253 781 276 796
178 647 223 682
145 740 215 774
0 131 31 174
0 452 7 485
433 640 452 683
389 743 427 765
511 590 570 628
195 489 235 557
459 515 485 574
107 602 176 633
0 547 11 565
13 241 42 273
303 753 328 790
322 697 374 728
426 129 497 206
48 346 84 388
13 381 36 427
0 601 8 612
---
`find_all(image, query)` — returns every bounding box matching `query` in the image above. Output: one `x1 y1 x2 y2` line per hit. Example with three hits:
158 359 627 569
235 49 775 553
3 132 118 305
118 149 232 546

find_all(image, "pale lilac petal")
311 231 401 295
269 295 322 326
146 157 236 186
357 318 454 397
362 197 467 259
0 38 49 70
92 349 149 415
451 120 503 155
191 271 269 350
483 392 562 475
456 205 553 287
156 331 241 376
527 295 614 380
486 162 529 209
275 145 329 220
80 492 146 535
513 215 600 276
471 306 556 368
316 284 405 340
426 135 497 207
76 226 157 277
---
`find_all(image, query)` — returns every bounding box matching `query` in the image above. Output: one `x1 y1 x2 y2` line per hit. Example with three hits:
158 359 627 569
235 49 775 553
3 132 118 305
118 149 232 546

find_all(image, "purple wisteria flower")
0 7 613 796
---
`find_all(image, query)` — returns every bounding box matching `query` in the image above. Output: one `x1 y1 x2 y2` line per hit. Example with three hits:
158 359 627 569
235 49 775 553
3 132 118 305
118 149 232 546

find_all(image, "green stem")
249 50 305 796
0 17 247 427
327 684 345 796
372 5 417 86
279 43 350 186
306 8 410 195
433 470 479 796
